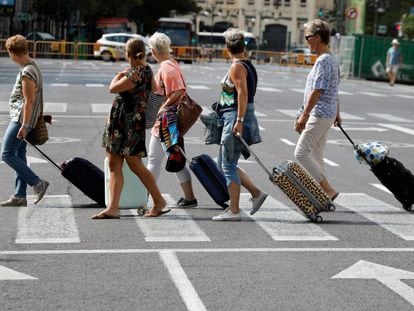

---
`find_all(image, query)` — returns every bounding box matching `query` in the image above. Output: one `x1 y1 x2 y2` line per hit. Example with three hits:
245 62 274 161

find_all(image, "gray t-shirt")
9 61 43 127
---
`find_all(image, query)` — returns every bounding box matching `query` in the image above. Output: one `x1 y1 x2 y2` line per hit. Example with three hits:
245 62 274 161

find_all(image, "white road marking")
368 113 412 123
378 123 414 136
277 109 297 118
255 110 267 117
290 88 304 93
0 101 9 112
16 195 80 244
0 266 37 280
85 83 104 87
394 94 414 99
240 193 338 241
44 102 67 113
280 138 296 146
50 83 69 87
187 85 210 90
91 103 111 113
333 127 387 132
135 194 210 242
160 251 207 311
257 87 282 92
338 91 353 95
371 183 392 194
358 91 387 97
201 106 212 114
339 112 366 120
323 158 339 166
335 193 414 241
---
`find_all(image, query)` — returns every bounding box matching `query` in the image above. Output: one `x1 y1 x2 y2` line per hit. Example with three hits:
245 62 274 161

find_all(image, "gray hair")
224 28 245 54
149 32 171 54
304 19 330 44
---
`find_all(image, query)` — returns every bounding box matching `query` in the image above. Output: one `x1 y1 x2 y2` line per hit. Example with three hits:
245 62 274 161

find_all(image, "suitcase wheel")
137 206 148 216
327 203 336 212
308 214 323 223
403 204 412 212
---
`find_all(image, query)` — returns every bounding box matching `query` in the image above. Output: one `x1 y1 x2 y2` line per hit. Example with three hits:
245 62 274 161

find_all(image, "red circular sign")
345 7 358 20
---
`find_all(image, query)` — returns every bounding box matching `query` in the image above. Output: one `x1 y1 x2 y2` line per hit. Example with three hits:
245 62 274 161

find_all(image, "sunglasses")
305 35 316 41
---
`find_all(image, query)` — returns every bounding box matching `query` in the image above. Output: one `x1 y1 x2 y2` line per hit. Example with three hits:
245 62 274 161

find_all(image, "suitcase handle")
236 133 273 179
337 125 373 167
25 139 63 172
337 124 357 148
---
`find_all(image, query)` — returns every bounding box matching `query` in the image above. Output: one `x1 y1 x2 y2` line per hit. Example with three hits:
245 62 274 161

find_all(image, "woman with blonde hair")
92 38 168 219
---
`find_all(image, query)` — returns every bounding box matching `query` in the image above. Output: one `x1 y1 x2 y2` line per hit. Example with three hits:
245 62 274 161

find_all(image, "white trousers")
147 134 192 184
294 115 335 182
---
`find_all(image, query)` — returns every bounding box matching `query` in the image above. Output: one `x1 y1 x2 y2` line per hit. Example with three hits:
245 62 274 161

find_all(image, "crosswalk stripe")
339 91 353 95
255 110 267 117
335 193 414 241
358 91 387 97
367 113 411 123
277 109 364 121
188 85 210 90
371 183 392 194
257 87 282 92
86 83 104 87
50 83 69 87
240 193 338 241
394 94 414 99
134 194 210 242
0 101 8 112
201 106 211 114
378 123 414 136
290 88 304 93
16 195 80 244
91 103 111 113
280 138 296 146
323 158 339 166
44 102 67 113
277 109 297 118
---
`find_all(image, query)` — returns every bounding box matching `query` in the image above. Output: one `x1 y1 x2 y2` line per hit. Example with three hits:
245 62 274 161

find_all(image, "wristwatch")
236 117 244 123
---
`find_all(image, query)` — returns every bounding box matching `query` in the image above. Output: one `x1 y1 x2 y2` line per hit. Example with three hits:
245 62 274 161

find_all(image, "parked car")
280 47 316 65
25 32 59 53
93 33 153 62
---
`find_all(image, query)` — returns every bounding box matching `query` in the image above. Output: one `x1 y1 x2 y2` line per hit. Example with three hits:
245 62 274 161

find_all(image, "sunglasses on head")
305 34 316 41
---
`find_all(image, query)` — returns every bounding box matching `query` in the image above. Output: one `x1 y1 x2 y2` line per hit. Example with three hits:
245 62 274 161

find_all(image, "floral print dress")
102 65 153 156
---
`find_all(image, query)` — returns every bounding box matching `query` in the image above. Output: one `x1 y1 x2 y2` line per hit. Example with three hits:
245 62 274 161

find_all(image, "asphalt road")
1 58 414 311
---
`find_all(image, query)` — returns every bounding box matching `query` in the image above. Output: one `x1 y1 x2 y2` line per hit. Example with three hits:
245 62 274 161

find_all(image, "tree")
402 14 414 39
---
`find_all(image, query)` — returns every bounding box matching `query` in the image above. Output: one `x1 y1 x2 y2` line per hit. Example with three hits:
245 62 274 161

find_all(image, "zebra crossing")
10 191 413 245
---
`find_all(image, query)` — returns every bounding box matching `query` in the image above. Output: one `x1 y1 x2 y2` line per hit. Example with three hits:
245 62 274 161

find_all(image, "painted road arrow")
332 260 414 306
0 265 37 280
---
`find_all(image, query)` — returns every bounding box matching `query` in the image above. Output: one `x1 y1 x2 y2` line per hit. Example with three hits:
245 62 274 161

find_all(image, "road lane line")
378 123 414 136
135 194 210 242
160 251 207 311
368 113 411 123
371 183 392 194
240 193 338 241
335 193 414 241
16 195 80 244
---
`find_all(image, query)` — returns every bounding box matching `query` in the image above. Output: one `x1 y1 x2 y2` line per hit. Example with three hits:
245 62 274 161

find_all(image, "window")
248 0 254 5
264 0 270 5
300 0 306 7
285 0 291 6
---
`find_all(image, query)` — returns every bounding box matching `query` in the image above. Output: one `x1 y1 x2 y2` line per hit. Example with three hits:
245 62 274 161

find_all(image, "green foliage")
402 14 414 39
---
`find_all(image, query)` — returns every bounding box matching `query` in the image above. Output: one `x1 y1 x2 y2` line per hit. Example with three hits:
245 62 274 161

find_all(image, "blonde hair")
224 28 245 54
126 38 146 60
304 19 330 44
149 32 171 54
6 34 28 56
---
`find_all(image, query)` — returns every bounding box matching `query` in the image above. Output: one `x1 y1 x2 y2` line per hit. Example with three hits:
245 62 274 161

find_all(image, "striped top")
9 61 43 127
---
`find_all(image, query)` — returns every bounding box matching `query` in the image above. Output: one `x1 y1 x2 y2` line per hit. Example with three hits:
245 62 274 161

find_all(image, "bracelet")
236 117 244 123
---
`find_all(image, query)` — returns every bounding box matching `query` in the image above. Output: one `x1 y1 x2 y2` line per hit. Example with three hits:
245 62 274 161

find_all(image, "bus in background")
154 17 195 63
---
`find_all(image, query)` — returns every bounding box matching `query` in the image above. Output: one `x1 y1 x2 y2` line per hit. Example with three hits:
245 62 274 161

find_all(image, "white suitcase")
104 158 147 209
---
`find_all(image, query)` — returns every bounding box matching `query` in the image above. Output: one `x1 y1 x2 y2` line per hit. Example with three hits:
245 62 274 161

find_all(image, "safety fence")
0 38 315 67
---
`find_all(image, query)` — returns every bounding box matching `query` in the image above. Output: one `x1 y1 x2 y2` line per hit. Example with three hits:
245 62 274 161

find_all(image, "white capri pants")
294 115 335 182
147 134 192 184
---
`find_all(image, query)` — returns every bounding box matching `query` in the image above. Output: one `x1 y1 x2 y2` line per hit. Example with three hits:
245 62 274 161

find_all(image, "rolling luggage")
339 125 414 211
104 157 147 209
26 141 105 206
180 149 229 208
238 136 335 222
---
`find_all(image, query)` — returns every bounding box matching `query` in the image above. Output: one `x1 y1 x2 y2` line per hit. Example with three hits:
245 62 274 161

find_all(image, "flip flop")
91 212 120 219
143 207 171 217
331 193 339 202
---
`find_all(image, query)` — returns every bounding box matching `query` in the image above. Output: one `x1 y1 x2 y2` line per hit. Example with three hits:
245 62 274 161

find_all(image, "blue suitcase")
183 152 229 209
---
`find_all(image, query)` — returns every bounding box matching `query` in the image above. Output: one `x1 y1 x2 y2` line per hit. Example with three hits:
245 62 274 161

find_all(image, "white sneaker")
250 192 268 215
212 208 241 221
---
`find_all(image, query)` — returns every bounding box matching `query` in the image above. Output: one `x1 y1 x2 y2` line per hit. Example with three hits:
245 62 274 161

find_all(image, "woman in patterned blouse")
294 19 342 201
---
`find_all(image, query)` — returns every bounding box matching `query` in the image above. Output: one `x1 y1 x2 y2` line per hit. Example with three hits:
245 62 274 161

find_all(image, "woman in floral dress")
92 38 168 219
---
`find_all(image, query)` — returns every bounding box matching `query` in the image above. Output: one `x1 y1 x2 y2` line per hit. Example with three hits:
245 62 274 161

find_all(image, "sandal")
143 207 171 217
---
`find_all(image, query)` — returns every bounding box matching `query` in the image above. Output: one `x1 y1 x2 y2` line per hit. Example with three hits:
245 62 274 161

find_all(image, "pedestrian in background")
386 39 402 86
146 32 198 215
212 28 267 221
1 35 49 207
93 38 167 219
294 19 341 201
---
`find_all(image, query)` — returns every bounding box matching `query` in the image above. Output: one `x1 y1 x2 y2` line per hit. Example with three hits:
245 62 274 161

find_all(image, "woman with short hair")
294 19 342 201
1 35 49 207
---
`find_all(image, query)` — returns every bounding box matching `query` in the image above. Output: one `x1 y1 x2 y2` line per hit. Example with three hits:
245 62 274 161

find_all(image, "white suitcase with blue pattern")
104 158 147 209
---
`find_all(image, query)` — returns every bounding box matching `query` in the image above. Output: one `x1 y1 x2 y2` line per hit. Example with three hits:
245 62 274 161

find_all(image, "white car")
93 33 152 62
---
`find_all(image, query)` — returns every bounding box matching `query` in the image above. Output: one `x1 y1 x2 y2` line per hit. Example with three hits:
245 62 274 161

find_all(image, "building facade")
195 0 334 51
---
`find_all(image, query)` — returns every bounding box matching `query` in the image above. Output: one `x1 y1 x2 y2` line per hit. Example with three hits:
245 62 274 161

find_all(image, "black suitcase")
26 141 105 206
180 149 229 208
339 125 414 211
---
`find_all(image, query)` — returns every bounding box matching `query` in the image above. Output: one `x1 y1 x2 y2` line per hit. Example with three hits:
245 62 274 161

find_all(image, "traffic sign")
345 7 358 20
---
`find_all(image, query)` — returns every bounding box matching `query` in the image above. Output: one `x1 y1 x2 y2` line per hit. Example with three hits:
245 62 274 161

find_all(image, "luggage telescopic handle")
236 133 273 179
337 124 357 148
24 139 63 172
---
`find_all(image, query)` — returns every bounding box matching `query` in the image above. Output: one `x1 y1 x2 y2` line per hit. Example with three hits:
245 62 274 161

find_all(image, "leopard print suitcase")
272 161 335 222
